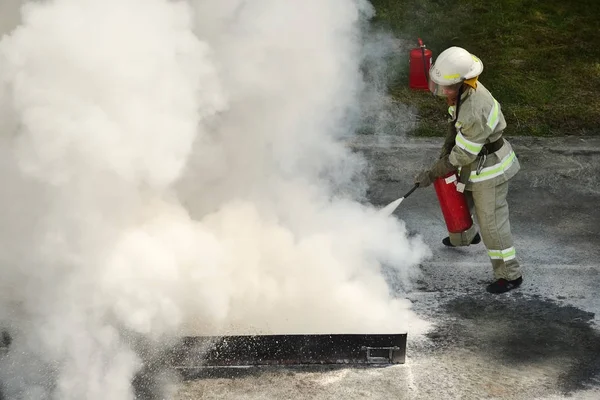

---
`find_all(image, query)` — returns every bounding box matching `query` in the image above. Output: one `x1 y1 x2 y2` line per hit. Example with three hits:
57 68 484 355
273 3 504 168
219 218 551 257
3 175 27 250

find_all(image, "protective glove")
414 169 433 188
414 156 456 188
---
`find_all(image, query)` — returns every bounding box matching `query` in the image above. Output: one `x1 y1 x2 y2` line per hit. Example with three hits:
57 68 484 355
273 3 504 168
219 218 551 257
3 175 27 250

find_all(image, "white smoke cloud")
0 0 431 398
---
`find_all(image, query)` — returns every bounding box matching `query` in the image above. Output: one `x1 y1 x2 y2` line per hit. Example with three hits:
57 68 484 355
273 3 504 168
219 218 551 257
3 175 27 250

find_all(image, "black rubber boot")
442 232 481 247
486 276 523 294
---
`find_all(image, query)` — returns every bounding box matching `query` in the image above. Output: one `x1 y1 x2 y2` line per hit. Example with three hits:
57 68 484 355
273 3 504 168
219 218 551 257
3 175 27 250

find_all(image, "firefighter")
414 46 523 294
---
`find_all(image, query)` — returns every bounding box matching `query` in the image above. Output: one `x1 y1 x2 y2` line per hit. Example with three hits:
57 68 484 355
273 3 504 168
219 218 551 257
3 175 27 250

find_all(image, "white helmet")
428 46 483 95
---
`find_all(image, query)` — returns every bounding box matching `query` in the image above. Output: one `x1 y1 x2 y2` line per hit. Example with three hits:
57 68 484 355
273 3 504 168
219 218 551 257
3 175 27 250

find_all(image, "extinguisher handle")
418 37 424 47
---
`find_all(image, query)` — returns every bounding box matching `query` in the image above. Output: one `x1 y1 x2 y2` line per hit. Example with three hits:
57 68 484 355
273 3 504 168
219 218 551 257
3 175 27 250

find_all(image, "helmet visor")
428 78 462 97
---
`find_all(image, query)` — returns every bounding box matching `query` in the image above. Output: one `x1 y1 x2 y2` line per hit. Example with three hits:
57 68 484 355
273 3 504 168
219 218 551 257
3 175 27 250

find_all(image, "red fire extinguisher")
409 38 432 90
433 171 473 233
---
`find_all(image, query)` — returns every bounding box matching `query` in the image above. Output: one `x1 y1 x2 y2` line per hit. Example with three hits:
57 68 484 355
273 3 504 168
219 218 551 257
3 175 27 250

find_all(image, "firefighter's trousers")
450 181 523 281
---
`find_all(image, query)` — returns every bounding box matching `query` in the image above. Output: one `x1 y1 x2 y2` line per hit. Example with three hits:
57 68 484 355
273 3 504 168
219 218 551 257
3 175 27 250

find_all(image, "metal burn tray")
167 333 407 377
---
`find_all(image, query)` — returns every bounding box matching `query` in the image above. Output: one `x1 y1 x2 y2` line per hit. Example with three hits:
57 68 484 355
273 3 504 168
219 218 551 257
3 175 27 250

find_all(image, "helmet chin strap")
446 81 465 121
453 83 465 124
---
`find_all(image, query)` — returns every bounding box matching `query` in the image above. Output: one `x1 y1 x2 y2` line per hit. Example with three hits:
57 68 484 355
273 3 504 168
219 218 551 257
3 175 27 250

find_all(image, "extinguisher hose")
420 44 428 88
403 183 419 199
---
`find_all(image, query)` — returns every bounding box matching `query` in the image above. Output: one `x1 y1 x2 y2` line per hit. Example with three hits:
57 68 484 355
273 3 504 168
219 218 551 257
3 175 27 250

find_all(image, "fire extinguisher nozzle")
403 184 419 199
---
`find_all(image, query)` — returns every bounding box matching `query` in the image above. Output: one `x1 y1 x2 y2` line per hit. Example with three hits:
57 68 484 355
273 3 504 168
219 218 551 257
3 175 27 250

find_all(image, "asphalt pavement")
176 135 600 399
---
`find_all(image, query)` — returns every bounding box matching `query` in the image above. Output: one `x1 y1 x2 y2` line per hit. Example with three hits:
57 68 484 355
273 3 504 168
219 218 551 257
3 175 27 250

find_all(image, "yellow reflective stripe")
444 73 460 80
455 131 483 155
469 151 517 182
487 99 500 130
488 247 516 261
488 250 502 259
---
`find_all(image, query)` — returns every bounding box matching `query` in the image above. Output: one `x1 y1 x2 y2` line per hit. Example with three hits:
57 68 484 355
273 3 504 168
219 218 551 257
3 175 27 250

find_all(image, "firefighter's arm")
448 116 488 167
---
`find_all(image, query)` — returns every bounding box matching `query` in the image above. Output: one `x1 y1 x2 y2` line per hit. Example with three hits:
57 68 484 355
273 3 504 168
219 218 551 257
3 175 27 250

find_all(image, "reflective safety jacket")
448 82 520 191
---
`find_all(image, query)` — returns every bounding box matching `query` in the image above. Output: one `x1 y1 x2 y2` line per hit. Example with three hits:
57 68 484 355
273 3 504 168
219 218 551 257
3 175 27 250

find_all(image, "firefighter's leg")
471 181 523 283
446 190 480 247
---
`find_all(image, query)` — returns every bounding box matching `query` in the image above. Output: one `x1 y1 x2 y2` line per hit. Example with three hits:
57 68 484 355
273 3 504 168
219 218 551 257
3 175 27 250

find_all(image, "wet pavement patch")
426 294 600 394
